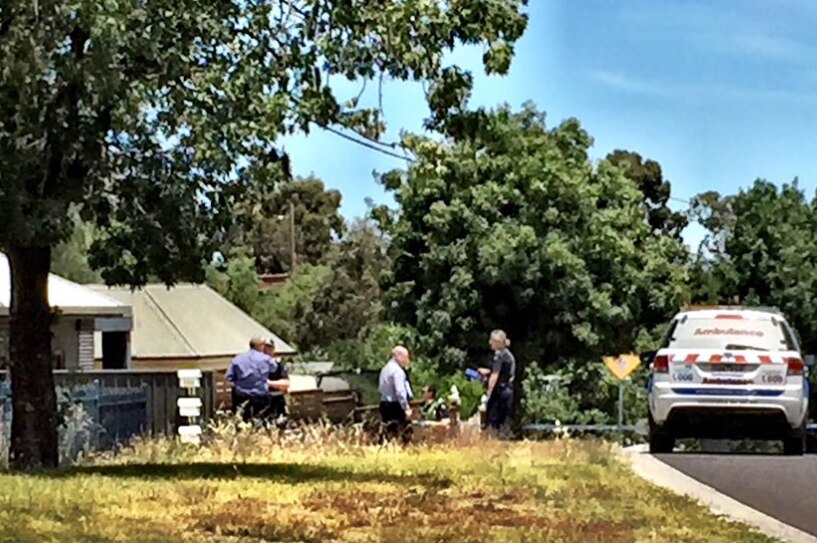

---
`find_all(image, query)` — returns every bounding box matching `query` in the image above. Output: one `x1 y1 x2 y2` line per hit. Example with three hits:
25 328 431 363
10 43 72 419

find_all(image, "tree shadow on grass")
40 462 452 487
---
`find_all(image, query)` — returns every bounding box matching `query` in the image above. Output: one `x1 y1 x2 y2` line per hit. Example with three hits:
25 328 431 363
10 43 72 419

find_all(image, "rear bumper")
650 381 808 438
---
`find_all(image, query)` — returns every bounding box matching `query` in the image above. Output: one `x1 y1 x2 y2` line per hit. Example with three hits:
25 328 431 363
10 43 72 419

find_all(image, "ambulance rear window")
666 316 795 351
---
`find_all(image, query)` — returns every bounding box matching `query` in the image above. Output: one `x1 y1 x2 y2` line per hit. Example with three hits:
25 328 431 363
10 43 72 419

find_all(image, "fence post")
177 369 202 445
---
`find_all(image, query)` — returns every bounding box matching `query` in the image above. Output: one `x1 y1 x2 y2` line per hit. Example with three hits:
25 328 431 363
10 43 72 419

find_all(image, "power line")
321 125 415 163
318 127 703 207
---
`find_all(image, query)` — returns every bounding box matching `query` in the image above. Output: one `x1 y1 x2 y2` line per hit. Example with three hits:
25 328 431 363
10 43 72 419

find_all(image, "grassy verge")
0 424 780 543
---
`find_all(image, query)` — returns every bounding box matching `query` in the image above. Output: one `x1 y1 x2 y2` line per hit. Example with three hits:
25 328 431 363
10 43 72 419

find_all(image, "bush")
318 322 420 371
0 400 100 469
0 406 8 470
521 360 648 427
409 360 485 420
206 250 260 316
58 401 101 466
253 264 330 345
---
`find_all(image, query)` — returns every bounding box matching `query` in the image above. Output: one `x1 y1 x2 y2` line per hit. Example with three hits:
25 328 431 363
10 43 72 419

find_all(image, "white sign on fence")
178 424 202 445
177 369 202 390
177 397 202 418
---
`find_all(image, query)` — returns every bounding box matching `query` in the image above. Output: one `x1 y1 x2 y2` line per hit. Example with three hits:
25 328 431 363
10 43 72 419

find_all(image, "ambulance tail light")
652 355 669 374
786 357 805 376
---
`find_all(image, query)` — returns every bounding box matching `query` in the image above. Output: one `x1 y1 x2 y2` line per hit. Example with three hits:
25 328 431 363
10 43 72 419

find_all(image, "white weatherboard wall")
51 317 80 370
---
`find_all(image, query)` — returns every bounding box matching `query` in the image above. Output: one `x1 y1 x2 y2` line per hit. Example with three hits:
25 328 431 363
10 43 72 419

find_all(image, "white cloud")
587 70 679 100
723 33 813 64
587 69 817 107
616 1 815 65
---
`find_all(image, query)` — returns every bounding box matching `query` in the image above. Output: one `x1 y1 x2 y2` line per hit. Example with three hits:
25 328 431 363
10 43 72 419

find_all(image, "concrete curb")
621 445 817 543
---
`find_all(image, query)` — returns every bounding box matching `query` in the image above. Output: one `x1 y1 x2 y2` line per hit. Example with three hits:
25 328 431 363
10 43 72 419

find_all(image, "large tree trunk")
7 245 58 470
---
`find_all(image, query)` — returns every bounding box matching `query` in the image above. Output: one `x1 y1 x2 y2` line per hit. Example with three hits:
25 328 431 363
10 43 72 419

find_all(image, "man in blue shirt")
378 345 412 443
227 337 277 423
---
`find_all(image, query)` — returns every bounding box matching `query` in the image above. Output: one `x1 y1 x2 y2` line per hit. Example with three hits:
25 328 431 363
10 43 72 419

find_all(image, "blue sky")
280 0 817 249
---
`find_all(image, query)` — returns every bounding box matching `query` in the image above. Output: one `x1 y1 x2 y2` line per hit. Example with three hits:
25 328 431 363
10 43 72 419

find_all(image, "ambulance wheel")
648 412 674 454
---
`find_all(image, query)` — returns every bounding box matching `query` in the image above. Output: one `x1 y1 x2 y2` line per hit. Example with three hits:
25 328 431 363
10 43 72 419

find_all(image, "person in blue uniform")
478 330 516 435
226 337 277 422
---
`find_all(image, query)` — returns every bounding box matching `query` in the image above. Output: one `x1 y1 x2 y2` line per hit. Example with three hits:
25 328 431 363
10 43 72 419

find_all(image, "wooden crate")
288 389 325 421
324 394 357 423
213 371 379 425
214 369 232 411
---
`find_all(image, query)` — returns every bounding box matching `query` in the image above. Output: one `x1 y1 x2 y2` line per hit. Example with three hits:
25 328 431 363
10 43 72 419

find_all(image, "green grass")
0 423 782 543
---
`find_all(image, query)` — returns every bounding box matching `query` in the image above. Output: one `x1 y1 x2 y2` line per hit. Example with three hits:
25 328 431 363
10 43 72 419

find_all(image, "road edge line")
620 445 817 543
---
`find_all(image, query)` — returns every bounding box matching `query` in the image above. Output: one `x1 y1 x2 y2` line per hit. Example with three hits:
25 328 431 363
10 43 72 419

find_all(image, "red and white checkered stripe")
668 353 792 364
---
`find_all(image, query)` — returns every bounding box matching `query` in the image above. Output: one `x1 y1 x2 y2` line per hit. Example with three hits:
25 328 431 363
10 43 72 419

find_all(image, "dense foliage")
375 105 691 382
224 177 346 274
689 180 817 353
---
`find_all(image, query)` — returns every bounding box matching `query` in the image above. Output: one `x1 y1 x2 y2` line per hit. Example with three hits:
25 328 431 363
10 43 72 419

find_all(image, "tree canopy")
293 218 389 352
376 104 691 377
606 150 688 239
690 180 817 353
227 176 346 274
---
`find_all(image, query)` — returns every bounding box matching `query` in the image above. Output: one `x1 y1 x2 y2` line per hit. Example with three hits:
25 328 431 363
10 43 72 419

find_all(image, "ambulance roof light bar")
681 304 781 314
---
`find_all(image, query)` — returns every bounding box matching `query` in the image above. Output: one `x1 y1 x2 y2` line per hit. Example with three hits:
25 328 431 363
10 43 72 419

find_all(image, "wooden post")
177 369 202 445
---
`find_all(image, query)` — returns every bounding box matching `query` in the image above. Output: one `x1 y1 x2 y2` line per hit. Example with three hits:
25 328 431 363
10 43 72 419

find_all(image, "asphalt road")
657 453 817 536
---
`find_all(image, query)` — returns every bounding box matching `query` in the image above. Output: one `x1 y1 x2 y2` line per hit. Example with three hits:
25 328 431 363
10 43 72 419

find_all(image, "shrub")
521 361 648 428
58 401 101 467
0 399 100 469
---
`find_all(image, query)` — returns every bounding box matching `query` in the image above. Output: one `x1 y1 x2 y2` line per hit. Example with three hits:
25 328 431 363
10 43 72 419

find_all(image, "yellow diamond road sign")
604 354 641 380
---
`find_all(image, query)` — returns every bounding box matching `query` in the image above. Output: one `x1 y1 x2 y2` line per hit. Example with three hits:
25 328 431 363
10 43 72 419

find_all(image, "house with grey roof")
88 284 295 370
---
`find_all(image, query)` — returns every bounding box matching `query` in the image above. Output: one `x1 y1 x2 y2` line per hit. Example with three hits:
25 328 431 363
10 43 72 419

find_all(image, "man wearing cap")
262 338 290 421
378 345 413 443
226 337 278 423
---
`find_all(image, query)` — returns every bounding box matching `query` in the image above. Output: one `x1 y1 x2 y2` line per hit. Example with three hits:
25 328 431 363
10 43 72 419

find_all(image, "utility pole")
289 200 296 272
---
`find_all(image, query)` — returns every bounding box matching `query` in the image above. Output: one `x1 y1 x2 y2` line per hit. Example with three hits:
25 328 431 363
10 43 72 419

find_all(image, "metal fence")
49 370 217 436
0 379 149 450
0 369 217 450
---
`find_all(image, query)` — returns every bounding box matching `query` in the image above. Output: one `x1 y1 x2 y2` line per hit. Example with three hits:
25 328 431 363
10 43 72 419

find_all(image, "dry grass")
0 420 780 543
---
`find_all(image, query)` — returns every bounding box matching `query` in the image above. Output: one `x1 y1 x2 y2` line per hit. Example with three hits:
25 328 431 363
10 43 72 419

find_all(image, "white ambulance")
644 306 812 455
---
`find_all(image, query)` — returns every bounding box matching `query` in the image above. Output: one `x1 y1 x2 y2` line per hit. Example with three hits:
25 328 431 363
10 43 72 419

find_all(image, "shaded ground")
0 428 783 543
659 452 817 536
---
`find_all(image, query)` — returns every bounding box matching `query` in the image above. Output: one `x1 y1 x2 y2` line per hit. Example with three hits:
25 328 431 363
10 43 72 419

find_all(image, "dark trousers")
379 401 411 444
486 387 513 431
232 391 272 423
269 395 287 419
